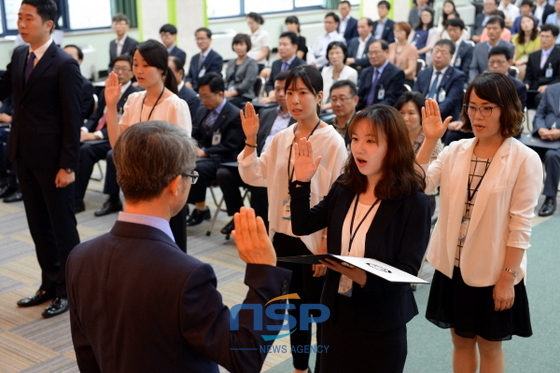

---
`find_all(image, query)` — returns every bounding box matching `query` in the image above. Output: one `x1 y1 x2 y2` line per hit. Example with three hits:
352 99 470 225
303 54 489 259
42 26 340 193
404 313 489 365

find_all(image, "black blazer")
178 84 201 121
83 84 139 138
371 18 395 44
453 40 474 76
67 220 291 373
0 43 82 170
192 100 243 162
186 50 224 91
532 4 555 24
80 76 95 121
357 62 405 110
471 13 486 37
511 76 527 111
169 45 187 64
109 36 138 69
256 106 296 155
524 47 560 90
347 36 375 71
265 57 306 93
340 16 359 43
290 181 431 331
413 66 466 120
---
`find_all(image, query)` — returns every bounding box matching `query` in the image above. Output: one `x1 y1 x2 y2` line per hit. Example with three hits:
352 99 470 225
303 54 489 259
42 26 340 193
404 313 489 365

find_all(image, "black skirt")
426 267 532 341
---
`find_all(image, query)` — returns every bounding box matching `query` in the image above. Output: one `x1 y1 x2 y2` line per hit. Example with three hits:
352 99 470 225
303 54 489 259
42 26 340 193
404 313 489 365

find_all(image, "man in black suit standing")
261 32 305 104
108 13 138 71
372 1 395 44
74 55 138 214
67 121 291 373
357 40 405 110
186 73 244 226
185 28 223 92
338 1 358 43
525 24 560 108
160 23 187 64
446 18 473 76
0 0 82 318
168 55 200 117
346 18 375 74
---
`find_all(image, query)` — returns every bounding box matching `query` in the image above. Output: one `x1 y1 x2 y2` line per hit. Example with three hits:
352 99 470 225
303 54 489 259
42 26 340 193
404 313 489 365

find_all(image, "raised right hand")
239 102 260 139
421 99 451 140
104 71 121 108
293 137 321 182
232 207 276 266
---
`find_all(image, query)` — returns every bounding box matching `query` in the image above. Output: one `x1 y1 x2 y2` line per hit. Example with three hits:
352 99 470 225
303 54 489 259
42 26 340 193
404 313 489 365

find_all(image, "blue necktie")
366 69 380 106
203 110 217 132
282 62 289 71
25 52 36 82
428 71 441 100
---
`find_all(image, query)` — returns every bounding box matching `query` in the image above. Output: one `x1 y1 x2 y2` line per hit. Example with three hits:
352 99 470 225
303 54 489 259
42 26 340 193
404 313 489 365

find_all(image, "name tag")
454 57 461 67
377 86 385 100
546 66 553 79
198 68 206 78
212 131 221 145
282 199 291 220
438 89 446 102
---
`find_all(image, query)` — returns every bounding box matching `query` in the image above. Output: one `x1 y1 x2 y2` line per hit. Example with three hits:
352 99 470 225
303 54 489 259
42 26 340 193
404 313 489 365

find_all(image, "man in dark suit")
160 23 187 64
187 73 244 226
469 17 515 82
63 45 94 121
524 24 560 108
217 71 296 236
487 46 527 110
262 32 305 104
446 18 474 76
0 0 82 318
472 0 499 42
67 120 291 373
168 55 200 117
372 1 395 44
533 0 555 26
532 82 560 217
346 18 375 74
338 1 358 43
357 40 405 110
327 80 359 147
74 55 138 214
108 13 138 71
185 28 223 92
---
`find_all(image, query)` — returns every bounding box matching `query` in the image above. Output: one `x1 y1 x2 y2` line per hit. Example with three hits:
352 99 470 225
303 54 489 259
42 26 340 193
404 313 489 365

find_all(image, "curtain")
113 0 138 28
323 0 339 10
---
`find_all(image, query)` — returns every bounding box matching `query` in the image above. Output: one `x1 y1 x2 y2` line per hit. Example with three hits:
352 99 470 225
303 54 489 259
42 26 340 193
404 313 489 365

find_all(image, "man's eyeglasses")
113 67 131 73
463 104 499 117
181 171 199 184
330 96 355 104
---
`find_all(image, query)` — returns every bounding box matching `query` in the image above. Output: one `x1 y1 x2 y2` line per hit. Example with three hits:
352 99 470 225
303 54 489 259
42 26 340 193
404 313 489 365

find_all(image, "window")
67 0 112 29
208 0 359 19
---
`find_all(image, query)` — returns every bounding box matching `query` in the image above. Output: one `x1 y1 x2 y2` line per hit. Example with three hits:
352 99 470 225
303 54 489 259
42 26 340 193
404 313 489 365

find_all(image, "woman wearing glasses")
418 72 542 372
105 39 192 251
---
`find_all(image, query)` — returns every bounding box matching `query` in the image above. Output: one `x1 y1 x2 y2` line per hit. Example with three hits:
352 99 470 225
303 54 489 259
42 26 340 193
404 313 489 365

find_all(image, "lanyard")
139 85 165 123
347 196 380 255
287 119 321 185
467 157 492 202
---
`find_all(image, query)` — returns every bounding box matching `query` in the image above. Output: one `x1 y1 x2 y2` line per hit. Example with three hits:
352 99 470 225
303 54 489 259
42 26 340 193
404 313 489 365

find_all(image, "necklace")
139 85 165 123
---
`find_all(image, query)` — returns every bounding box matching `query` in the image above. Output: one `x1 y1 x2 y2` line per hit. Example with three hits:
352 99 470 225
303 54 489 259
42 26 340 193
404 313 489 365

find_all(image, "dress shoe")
186 207 211 226
17 290 55 307
0 184 16 199
3 190 22 203
220 219 235 235
74 202 86 214
538 196 556 217
41 297 69 318
94 199 122 217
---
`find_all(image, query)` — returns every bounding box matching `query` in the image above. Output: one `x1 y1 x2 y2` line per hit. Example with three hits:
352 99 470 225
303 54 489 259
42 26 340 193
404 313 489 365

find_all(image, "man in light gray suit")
469 17 514 82
532 81 560 217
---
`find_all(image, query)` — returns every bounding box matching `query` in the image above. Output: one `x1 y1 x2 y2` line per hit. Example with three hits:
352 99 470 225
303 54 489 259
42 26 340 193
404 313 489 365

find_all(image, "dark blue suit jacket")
347 36 375 72
265 57 306 93
414 66 466 121
109 36 138 69
510 76 527 111
169 45 187 64
178 84 201 121
524 47 560 90
357 62 405 110
186 49 223 91
67 220 291 373
372 19 395 44
290 181 430 332
453 40 474 76
340 16 359 43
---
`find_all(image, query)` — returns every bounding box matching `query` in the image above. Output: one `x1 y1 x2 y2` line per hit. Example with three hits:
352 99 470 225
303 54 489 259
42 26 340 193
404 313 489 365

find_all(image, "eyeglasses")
181 171 199 184
330 96 355 104
463 104 499 117
113 67 131 73
488 59 507 66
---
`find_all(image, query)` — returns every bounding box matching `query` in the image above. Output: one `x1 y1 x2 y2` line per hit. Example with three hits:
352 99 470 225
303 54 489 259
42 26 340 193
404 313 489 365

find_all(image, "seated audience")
308 12 345 69
246 12 270 69
357 40 405 110
284 16 308 60
445 18 474 76
479 10 512 43
488 46 527 110
439 12 469 41
186 73 244 226
512 15 541 82
326 79 358 147
109 13 138 70
498 0 520 29
472 0 499 42
160 23 187 64
409 8 439 65
409 0 431 28
185 28 223 92
545 0 560 35
63 45 94 121
67 120 291 373
321 41 358 110
74 55 139 214
346 17 375 74
439 0 457 32
533 0 555 26
388 21 419 88
532 81 560 216
469 17 515 82
0 95 20 203
372 1 395 43
512 1 539 35
224 33 259 108
168 56 201 117
338 0 358 43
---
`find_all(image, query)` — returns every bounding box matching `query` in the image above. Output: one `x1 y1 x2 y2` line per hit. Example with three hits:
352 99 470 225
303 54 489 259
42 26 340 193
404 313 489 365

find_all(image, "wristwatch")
64 168 74 174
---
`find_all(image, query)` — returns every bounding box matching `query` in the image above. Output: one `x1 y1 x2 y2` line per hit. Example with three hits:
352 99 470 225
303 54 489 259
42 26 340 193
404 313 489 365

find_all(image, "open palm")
104 71 121 108
421 98 452 140
240 102 260 139
293 137 321 182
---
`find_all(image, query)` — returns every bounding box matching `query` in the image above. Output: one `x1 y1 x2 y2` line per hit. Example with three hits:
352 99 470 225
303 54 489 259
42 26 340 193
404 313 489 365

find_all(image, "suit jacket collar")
23 42 59 95
111 220 179 250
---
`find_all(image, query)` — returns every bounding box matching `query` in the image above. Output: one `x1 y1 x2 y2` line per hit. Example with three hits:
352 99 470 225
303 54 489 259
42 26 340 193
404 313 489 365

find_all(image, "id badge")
338 275 353 297
282 199 291 220
377 87 385 100
546 67 553 79
521 54 528 62
438 89 446 102
198 68 206 78
454 57 461 67
212 131 221 146
459 217 469 241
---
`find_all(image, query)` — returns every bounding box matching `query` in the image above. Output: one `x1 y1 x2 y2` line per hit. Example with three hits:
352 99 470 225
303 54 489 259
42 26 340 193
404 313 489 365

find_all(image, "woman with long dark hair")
409 8 439 64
